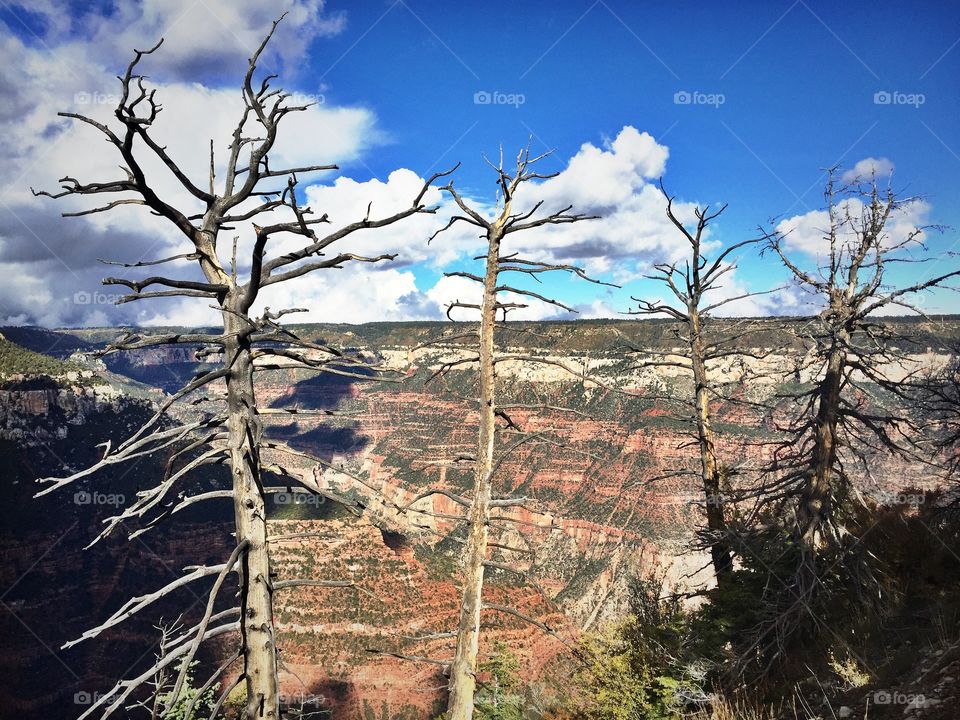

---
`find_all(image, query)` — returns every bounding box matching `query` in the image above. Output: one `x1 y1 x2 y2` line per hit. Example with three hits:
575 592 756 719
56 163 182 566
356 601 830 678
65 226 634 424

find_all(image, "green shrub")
159 660 219 720
475 641 524 720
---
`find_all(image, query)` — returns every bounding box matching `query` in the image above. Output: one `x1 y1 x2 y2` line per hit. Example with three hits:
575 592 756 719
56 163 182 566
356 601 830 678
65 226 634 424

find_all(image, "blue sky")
310 0 960 312
1 0 958 325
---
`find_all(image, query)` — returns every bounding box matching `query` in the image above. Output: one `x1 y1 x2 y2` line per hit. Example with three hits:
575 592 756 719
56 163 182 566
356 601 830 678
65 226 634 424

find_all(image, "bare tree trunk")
446 227 501 720
224 306 279 719
633 181 776 588
688 310 733 583
431 148 596 718
797 336 845 556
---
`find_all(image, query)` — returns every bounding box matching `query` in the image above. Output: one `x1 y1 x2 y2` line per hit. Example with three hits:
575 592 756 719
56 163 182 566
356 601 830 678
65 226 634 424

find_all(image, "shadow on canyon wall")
267 371 371 462
0 400 235 720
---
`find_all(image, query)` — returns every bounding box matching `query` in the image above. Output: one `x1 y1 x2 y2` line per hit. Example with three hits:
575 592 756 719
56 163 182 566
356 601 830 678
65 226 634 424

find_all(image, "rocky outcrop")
0 380 126 444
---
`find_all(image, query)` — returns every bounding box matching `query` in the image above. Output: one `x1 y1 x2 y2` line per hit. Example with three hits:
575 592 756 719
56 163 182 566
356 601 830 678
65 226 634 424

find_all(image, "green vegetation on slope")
0 335 86 384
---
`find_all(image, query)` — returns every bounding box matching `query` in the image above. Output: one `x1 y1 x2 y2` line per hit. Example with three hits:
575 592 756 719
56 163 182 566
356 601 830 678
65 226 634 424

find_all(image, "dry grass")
686 694 781 720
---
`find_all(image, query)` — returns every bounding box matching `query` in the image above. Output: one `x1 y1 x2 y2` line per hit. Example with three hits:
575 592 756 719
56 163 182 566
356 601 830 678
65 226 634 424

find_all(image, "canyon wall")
0 319 955 719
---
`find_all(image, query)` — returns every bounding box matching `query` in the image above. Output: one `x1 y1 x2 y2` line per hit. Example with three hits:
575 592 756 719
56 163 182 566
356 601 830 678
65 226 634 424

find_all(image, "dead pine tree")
32 18 452 720
750 168 960 660
627 179 776 587
425 145 611 720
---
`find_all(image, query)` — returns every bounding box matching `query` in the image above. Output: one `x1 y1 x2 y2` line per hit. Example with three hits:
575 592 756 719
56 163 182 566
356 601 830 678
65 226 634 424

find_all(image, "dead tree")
426 146 607 720
32 17 451 720
749 168 960 662
628 180 775 587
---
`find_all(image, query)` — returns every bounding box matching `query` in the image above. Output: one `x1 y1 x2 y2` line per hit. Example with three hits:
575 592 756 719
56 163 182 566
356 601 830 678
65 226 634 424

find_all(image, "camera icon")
873 691 892 705
276 492 292 505
873 91 891 105
74 491 92 505
73 92 91 105
674 90 692 105
473 90 492 105
74 691 92 705
73 291 92 305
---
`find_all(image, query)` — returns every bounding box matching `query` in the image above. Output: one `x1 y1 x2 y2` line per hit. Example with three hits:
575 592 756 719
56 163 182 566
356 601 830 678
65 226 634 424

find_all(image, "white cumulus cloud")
840 157 894 184
776 197 930 258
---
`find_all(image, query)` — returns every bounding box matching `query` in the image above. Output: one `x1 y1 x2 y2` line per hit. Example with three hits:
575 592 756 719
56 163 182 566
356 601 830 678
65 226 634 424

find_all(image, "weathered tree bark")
795 327 846 557
446 225 502 720
688 309 734 581
224 305 279 717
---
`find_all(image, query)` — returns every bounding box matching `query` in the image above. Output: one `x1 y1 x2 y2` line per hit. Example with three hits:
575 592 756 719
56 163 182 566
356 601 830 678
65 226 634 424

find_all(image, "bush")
572 572 712 720
475 641 524 720
159 660 219 720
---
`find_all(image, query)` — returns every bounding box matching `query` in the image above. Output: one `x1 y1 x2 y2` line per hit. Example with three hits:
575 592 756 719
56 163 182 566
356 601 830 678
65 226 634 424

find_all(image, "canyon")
0 318 956 719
